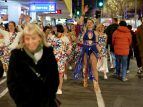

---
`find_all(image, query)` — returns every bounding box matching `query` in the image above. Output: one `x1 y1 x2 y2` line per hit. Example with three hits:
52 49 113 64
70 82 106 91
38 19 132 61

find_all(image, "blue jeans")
111 52 116 68
115 55 128 78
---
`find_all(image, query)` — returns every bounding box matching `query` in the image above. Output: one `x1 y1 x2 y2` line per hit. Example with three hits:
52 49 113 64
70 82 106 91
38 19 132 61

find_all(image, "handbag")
55 97 61 107
29 65 61 107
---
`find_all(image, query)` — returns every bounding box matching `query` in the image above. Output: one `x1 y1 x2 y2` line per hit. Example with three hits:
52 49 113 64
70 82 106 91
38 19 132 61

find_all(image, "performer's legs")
90 53 98 92
64 62 68 80
58 73 63 90
83 53 88 87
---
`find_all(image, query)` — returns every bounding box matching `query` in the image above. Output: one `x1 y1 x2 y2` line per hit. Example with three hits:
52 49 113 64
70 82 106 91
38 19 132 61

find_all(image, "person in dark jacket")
126 25 134 74
132 30 142 74
136 17 143 79
7 23 59 107
106 18 119 70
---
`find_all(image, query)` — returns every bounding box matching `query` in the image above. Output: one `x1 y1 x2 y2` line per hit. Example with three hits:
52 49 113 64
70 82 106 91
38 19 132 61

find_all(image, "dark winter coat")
132 33 140 57
7 46 59 107
136 24 143 57
106 23 119 52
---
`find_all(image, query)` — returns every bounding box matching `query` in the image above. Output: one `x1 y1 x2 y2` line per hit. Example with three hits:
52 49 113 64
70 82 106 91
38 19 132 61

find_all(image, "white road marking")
93 81 105 107
0 88 8 98
0 78 7 85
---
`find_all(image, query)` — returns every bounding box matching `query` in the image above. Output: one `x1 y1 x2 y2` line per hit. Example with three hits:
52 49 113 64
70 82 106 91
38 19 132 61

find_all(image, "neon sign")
29 3 56 12
42 10 61 14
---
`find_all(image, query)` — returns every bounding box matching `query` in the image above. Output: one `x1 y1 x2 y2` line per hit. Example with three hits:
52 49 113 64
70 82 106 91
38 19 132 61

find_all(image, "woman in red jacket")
112 21 132 81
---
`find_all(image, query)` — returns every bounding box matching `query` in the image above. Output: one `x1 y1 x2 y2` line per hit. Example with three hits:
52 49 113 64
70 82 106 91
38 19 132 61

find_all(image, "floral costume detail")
97 34 107 58
75 24 84 63
0 39 4 61
68 32 77 62
73 30 98 81
97 34 108 72
51 35 71 74
1 33 17 69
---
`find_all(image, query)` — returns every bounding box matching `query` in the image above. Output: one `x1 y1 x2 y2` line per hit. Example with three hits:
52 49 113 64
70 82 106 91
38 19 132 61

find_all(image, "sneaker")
137 69 141 74
126 70 129 74
3 72 7 77
122 78 128 82
69 66 72 70
141 76 143 79
104 75 108 79
64 74 67 80
56 89 62 94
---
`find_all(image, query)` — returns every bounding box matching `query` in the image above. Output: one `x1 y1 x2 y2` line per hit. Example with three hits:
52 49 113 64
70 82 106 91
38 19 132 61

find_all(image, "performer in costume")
50 25 72 94
44 26 53 43
68 24 78 70
63 26 72 80
96 20 109 79
75 22 84 69
0 14 23 71
0 27 5 74
73 5 102 92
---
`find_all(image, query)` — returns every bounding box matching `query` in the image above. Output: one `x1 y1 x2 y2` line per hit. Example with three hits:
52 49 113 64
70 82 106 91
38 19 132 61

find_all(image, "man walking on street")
112 21 132 81
106 18 119 72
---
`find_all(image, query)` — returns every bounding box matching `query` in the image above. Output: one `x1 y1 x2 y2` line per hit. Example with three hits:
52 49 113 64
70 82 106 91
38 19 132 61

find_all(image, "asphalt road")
0 59 143 107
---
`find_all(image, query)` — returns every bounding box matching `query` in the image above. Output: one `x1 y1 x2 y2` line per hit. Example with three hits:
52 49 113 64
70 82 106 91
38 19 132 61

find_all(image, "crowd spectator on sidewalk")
136 17 143 79
112 21 132 81
106 18 119 71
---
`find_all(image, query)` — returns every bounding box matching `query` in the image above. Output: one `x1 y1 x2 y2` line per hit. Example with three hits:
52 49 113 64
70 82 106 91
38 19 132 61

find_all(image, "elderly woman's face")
24 34 41 51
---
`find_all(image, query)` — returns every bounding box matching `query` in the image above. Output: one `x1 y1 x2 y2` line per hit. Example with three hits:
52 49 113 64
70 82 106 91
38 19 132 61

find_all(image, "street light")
97 0 104 8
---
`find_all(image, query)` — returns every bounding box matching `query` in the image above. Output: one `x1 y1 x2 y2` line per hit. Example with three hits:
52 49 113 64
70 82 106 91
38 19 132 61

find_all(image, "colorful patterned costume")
75 24 84 63
73 30 99 81
0 19 22 70
68 32 77 62
50 35 72 74
97 34 108 72
0 39 4 61
1 33 17 69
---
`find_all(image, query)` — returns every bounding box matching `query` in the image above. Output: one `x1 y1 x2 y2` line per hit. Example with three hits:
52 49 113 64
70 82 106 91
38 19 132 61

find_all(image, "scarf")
24 45 43 63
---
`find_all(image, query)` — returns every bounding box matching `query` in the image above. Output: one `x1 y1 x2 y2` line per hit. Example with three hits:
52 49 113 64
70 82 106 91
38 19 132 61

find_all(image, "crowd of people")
0 5 142 107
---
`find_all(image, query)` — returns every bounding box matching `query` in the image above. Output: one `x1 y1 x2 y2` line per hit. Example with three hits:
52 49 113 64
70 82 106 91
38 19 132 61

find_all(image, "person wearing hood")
112 21 132 82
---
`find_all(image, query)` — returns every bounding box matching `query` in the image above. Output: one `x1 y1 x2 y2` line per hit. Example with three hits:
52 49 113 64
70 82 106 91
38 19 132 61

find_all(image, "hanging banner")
29 3 56 12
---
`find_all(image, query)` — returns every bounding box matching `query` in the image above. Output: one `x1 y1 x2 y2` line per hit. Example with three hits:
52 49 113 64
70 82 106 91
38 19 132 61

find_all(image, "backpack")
107 25 118 45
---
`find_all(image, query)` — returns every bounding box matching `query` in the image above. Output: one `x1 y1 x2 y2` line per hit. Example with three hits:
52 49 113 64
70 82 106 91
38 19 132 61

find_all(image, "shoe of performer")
126 70 130 74
56 89 62 94
104 75 108 79
64 74 67 80
69 66 72 70
83 80 88 87
3 72 7 77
